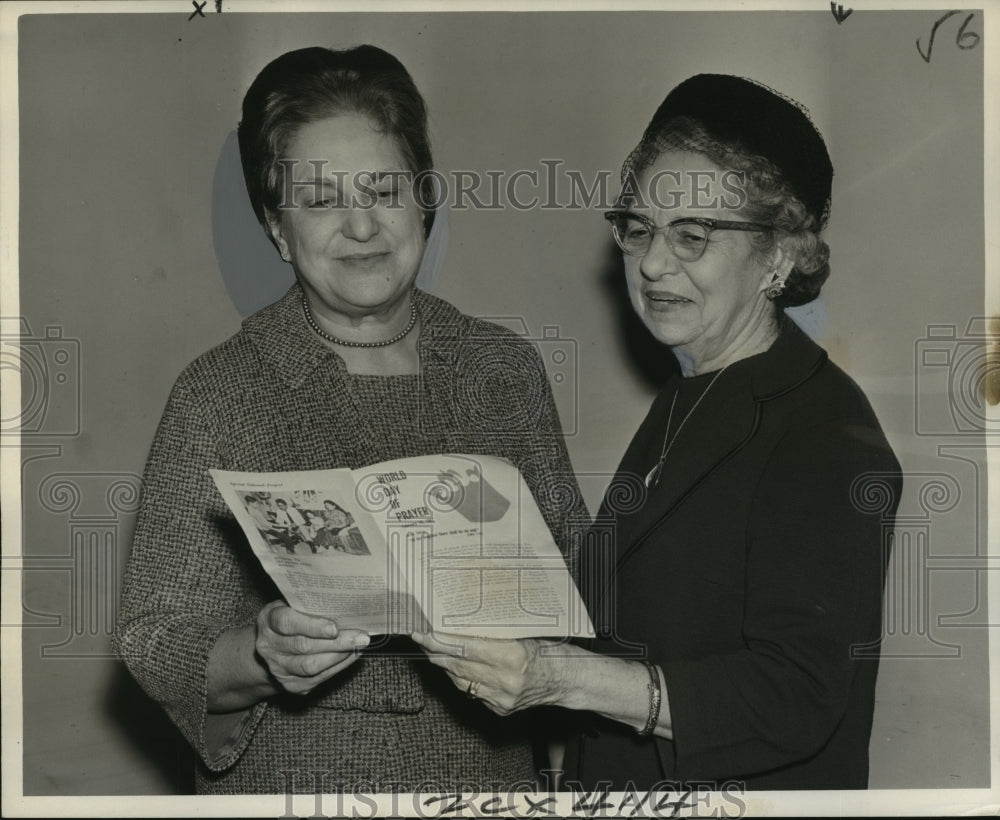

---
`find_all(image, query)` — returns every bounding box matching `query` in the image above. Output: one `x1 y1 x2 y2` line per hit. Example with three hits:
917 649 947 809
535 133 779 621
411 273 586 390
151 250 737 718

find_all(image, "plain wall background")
13 9 988 794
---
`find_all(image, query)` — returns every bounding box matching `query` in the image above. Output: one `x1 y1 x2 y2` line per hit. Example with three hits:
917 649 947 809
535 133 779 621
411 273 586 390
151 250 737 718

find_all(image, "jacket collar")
242 283 468 388
748 317 828 400
612 319 827 570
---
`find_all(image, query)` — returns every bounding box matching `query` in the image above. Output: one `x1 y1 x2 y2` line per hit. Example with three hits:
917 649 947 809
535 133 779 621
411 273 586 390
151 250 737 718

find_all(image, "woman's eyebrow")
290 176 341 193
297 170 409 186
366 169 412 183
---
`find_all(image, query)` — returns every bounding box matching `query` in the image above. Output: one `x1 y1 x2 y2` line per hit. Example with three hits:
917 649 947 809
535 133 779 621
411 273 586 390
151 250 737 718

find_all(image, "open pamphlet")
210 454 594 639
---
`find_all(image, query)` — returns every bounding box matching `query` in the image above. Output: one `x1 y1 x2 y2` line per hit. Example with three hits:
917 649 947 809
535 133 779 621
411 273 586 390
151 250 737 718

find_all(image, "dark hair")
623 75 833 308
237 45 435 238
244 494 257 504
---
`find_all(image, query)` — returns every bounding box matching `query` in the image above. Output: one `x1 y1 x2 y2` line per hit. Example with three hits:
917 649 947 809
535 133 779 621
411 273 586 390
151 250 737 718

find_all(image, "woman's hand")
256 600 370 695
411 632 568 715
412 631 675 739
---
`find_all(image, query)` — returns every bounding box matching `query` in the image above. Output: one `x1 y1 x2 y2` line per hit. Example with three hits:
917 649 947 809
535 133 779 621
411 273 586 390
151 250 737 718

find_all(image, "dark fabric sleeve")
659 419 900 779
111 377 268 772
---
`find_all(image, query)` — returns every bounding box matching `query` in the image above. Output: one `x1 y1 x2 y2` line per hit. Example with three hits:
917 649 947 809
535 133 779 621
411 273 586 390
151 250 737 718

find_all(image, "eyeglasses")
604 210 773 260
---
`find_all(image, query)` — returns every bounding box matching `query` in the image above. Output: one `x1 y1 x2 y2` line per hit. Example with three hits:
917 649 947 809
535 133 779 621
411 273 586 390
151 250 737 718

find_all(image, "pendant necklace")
644 364 731 490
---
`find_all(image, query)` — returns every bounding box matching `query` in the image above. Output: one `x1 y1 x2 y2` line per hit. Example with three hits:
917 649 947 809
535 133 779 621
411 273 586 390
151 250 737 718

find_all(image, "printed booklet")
210 454 594 639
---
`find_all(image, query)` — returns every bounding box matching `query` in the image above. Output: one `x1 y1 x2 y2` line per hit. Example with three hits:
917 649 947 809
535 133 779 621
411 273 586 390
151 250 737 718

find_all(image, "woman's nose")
638 231 682 280
342 207 380 241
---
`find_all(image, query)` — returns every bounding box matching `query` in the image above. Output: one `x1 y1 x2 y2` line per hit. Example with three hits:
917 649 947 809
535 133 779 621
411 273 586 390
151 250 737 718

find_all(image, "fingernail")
353 634 370 648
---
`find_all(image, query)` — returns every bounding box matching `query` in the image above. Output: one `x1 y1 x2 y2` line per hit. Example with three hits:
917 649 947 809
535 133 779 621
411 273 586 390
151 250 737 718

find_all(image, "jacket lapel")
413 292 466 443
612 321 828 573
614 364 758 571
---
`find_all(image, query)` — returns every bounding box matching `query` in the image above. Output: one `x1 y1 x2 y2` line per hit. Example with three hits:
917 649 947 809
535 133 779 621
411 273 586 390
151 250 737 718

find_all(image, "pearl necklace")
644 364 731 490
301 295 417 349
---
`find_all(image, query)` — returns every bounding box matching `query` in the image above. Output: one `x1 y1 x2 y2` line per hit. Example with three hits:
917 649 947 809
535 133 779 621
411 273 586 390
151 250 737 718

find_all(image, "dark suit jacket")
568 321 902 790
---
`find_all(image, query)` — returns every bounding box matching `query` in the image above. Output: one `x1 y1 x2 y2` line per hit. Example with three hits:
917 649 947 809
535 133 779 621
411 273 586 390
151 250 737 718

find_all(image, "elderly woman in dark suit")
113 45 587 794
416 74 902 790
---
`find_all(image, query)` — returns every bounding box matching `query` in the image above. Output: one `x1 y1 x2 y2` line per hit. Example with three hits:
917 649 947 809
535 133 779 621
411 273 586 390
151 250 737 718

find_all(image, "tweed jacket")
113 285 588 793
569 321 902 790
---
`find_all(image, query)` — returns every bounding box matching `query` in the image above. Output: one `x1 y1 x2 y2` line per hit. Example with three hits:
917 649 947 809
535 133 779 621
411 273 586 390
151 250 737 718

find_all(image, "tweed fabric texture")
113 284 589 793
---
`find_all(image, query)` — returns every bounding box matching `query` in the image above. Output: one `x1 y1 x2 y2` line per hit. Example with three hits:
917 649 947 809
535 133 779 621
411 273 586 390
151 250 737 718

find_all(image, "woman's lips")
644 291 693 311
337 251 391 267
339 251 389 260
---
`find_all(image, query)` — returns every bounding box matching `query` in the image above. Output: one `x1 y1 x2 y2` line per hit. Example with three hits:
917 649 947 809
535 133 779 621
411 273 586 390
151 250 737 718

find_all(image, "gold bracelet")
637 661 662 736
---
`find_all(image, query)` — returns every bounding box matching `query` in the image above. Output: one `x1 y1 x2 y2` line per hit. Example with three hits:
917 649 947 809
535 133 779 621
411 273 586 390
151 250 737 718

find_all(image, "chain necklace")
301 295 417 349
644 364 731 490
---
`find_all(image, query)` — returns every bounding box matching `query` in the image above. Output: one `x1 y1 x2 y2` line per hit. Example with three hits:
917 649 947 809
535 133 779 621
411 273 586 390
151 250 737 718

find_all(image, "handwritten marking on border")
916 11 980 63
830 2 853 24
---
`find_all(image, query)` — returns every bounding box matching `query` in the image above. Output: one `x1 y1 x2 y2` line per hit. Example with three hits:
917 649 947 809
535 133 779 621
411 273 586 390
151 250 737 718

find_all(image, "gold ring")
466 680 481 699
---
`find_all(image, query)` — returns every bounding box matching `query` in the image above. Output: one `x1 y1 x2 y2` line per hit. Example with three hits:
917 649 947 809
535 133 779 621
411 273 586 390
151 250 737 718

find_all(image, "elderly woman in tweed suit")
113 45 587 794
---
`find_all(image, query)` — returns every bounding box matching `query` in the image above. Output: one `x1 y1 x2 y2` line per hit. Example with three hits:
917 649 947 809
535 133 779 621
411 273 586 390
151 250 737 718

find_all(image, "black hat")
643 74 833 227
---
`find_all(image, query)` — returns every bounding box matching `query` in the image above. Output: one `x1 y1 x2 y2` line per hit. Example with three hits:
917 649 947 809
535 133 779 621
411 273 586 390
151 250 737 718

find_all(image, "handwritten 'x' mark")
188 0 207 19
